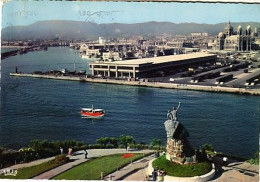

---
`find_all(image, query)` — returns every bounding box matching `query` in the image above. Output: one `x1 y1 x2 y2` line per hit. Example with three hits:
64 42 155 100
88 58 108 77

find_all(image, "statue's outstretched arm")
176 102 181 111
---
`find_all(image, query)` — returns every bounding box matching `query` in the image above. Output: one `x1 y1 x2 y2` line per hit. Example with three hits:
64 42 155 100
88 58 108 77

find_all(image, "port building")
89 52 217 78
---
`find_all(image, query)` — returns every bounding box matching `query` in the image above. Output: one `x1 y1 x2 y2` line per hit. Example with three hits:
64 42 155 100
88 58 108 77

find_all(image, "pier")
9 73 260 95
1 46 46 60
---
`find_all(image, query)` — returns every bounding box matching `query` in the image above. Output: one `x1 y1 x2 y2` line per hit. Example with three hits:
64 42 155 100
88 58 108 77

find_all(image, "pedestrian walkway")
229 162 259 174
32 149 153 179
125 156 259 182
103 154 155 181
0 156 55 175
209 157 259 182
210 169 259 182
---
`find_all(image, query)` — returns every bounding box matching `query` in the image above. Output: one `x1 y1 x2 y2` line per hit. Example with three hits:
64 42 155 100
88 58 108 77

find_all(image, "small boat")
81 105 105 118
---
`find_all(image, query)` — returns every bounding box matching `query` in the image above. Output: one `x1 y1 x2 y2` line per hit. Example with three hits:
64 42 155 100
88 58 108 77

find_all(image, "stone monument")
164 102 196 164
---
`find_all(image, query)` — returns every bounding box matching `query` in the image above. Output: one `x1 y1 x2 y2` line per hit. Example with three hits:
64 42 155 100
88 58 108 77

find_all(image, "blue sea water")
0 47 259 158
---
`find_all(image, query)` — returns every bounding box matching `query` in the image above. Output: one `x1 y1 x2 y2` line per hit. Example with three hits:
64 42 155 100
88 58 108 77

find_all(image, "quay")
1 46 46 60
9 73 260 95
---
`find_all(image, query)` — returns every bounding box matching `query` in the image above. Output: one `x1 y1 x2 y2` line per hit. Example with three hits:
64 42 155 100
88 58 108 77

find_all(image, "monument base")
166 138 196 164
148 159 215 182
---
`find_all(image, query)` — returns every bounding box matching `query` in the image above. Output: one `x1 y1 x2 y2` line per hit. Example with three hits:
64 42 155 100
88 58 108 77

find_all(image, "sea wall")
9 73 260 96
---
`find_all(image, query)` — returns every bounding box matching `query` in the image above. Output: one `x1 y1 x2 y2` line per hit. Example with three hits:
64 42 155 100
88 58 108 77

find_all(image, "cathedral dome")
246 25 251 31
237 25 243 35
246 25 251 35
218 32 225 38
225 21 233 30
224 21 233 36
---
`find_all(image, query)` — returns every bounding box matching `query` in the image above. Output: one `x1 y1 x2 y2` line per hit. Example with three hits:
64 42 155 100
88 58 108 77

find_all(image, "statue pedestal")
166 138 185 164
166 137 197 164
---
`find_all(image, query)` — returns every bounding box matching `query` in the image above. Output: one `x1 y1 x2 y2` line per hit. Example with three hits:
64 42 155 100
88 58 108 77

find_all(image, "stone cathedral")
215 21 258 51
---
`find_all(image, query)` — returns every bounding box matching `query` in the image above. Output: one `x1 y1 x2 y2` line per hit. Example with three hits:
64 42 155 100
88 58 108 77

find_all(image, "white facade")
99 37 106 44
102 51 121 61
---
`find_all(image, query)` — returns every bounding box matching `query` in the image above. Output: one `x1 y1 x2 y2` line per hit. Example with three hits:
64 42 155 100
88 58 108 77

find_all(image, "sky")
1 1 260 28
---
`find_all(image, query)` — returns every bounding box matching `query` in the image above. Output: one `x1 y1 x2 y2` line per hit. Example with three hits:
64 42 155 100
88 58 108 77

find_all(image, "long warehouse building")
89 52 217 78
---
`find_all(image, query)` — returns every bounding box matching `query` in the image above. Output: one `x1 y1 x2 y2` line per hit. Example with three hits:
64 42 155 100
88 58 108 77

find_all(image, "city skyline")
2 1 260 28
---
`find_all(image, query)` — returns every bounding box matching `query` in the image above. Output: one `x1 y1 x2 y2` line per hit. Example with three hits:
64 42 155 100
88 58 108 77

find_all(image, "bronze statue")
167 102 181 121
165 102 182 138
164 102 196 164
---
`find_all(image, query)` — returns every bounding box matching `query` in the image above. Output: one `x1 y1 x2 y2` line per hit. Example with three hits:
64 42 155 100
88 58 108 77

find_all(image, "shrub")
148 145 154 150
129 144 136 149
96 137 109 147
50 154 69 165
87 144 94 149
201 144 214 152
135 144 142 150
92 144 102 149
246 151 259 165
80 145 89 150
118 144 125 149
106 144 114 149
152 155 212 177
152 146 161 151
0 150 23 168
150 138 162 147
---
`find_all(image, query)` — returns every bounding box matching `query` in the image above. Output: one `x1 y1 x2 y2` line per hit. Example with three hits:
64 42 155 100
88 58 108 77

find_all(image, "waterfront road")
9 73 260 95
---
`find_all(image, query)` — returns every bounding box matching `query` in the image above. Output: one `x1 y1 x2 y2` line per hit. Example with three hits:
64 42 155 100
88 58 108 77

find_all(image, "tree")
150 138 162 147
109 137 118 148
29 139 41 151
119 135 135 150
96 137 110 147
201 143 214 152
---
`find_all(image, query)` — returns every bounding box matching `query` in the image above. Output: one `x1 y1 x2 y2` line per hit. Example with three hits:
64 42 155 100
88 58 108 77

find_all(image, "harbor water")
0 47 259 158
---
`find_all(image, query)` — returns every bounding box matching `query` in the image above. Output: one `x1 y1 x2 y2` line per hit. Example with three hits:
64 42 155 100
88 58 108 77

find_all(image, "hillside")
2 20 260 40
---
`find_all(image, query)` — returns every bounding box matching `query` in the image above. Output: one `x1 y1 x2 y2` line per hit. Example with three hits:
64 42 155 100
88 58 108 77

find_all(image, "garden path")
124 156 259 182
103 154 155 181
32 149 153 179
0 156 55 175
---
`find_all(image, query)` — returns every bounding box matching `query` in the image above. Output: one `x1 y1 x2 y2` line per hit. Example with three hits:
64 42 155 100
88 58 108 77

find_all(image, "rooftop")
91 52 216 66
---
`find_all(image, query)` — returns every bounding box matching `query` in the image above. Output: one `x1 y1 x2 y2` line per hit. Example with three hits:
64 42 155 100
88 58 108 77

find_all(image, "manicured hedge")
152 155 212 177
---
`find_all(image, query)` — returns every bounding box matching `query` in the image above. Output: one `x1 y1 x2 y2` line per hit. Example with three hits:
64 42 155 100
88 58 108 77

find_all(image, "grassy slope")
152 155 212 177
0 161 59 179
53 153 145 180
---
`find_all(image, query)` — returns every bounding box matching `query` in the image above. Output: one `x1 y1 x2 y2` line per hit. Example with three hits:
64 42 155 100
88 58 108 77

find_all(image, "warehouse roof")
90 52 216 66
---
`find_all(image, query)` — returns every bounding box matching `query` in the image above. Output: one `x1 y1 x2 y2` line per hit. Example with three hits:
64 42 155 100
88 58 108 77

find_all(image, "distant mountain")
2 20 260 40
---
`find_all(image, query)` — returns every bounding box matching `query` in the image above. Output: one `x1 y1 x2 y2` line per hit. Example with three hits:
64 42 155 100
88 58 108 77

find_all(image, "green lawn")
152 155 212 177
0 161 60 179
0 154 69 179
53 153 148 180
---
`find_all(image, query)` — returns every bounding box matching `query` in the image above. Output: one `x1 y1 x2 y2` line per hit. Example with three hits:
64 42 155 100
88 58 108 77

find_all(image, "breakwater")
9 73 260 95
1 46 45 60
